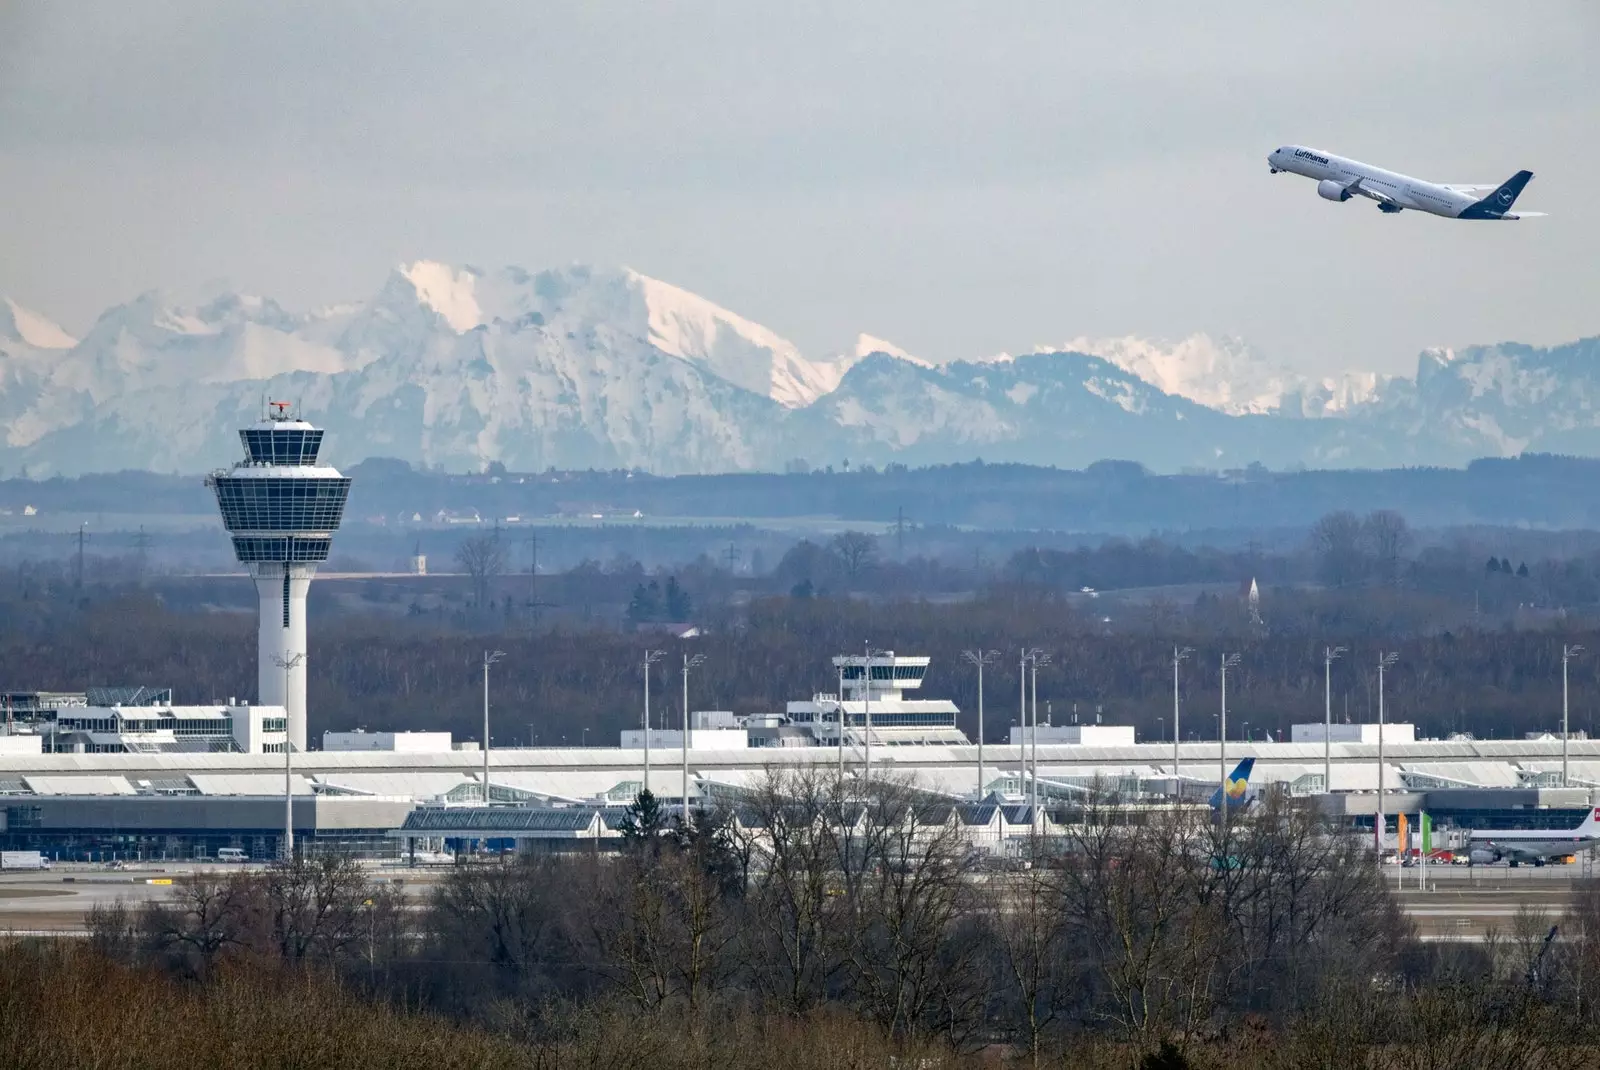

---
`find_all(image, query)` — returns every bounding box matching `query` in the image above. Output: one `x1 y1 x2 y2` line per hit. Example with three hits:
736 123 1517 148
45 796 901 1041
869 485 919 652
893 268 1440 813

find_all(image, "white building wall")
0 734 42 755
229 704 289 754
618 728 750 751
322 731 454 753
1291 723 1416 744
1010 724 1138 746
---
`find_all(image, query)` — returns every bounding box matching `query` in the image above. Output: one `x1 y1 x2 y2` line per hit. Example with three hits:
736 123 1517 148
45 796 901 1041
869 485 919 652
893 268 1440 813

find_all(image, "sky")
2 1 1598 377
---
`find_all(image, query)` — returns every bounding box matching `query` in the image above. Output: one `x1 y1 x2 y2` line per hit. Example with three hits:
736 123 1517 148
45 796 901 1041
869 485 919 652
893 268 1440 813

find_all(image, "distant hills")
3 262 1599 476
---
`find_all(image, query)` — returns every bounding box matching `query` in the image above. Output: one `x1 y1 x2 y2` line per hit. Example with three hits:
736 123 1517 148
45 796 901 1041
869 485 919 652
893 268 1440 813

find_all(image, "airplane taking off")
1267 145 1542 220
1468 806 1600 866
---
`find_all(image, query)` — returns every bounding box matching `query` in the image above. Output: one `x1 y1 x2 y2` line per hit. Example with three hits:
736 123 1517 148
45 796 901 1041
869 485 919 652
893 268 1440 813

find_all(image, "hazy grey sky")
2 2 1597 376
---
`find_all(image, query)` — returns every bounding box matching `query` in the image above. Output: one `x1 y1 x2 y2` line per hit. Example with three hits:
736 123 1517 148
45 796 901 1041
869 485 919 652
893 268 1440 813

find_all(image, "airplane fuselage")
1267 145 1534 220
1469 828 1600 865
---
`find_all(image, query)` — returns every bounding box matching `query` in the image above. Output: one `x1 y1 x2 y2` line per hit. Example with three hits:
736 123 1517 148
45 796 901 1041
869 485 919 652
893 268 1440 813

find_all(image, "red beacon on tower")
268 400 293 421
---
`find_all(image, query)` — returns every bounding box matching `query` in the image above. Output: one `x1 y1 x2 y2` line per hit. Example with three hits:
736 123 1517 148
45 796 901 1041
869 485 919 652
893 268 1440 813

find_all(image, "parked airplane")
1210 757 1255 811
1468 806 1600 866
1267 145 1542 220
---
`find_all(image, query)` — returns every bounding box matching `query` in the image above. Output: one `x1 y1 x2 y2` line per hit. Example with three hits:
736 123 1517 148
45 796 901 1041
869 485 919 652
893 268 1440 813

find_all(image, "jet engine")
1469 848 1498 866
1317 179 1353 202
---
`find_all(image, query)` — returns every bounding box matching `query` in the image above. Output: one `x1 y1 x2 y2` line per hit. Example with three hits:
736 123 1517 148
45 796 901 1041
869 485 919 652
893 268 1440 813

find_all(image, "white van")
216 848 248 863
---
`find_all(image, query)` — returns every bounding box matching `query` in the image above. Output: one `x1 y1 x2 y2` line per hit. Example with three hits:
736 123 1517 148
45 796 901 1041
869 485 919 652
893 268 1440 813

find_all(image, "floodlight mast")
961 650 1001 800
681 653 706 825
272 652 306 860
836 658 846 780
1219 653 1241 830
1564 644 1584 788
1029 652 1051 819
1376 652 1399 854
862 644 889 787
1324 646 1347 794
642 650 665 793
483 651 506 804
1172 646 1192 805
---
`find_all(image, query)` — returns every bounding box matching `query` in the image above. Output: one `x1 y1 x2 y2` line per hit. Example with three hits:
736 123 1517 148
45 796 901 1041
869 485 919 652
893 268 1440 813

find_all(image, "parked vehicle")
0 851 47 871
216 848 248 863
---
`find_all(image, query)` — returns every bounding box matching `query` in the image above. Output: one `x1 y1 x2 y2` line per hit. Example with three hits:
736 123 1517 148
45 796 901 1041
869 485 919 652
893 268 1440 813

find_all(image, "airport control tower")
208 403 350 751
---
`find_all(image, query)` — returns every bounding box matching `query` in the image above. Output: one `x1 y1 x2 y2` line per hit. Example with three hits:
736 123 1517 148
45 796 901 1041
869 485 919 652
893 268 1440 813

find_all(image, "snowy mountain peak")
397 261 484 332
0 298 77 350
1051 333 1381 418
853 333 929 367
1051 333 1286 415
623 268 835 408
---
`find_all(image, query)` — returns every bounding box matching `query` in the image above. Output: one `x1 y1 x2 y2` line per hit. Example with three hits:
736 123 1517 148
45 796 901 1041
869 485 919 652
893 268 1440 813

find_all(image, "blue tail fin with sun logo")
1209 757 1254 810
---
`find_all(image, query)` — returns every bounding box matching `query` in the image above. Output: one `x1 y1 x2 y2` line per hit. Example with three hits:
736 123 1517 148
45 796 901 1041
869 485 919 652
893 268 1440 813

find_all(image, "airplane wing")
1348 179 1402 209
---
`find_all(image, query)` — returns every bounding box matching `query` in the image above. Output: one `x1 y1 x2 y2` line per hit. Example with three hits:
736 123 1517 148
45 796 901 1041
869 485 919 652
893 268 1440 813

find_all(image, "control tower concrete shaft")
208 403 350 751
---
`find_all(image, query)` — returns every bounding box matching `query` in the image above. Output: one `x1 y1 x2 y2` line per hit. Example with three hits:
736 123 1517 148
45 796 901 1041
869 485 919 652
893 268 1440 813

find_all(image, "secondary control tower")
208 403 350 751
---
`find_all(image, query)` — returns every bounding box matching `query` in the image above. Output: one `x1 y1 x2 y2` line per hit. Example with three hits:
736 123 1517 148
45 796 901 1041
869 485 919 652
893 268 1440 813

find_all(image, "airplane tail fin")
1461 170 1534 218
1578 806 1600 835
1209 757 1255 810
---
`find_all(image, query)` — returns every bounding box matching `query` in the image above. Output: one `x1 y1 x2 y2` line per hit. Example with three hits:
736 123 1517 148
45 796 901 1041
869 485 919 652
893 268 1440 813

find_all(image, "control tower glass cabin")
207 403 350 751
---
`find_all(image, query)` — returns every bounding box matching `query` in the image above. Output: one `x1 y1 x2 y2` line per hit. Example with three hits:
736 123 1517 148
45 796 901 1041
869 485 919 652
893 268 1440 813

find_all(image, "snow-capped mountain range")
1 261 1595 476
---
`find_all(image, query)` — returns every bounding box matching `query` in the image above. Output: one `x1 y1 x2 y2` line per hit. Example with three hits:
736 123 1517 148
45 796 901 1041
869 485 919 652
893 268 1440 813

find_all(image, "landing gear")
1269 168 1279 174
1377 203 1403 214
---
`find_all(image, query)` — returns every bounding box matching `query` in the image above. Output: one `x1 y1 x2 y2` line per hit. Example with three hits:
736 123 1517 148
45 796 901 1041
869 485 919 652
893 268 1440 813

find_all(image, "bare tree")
830 531 878 583
1310 510 1367 588
732 767 854 1014
264 854 373 964
1361 509 1412 588
993 857 1069 1068
455 534 508 607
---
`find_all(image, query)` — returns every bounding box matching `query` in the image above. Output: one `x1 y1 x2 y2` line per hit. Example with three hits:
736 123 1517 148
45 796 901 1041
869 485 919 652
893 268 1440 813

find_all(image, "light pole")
681 652 706 825
482 650 505 804
1029 652 1051 817
836 657 847 780
1219 653 1240 829
1376 652 1398 854
642 649 664 793
863 644 888 786
272 652 306 860
1323 646 1347 795
1564 644 1584 787
1020 648 1042 818
1172 646 1192 803
961 650 1000 800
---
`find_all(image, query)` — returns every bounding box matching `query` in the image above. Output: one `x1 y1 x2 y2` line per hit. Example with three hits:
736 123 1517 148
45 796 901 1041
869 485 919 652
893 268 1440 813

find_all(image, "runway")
1391 863 1593 942
0 862 450 936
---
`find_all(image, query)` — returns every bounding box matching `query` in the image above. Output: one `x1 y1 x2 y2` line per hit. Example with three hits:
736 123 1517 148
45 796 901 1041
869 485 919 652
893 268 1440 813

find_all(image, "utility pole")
132 525 151 583
837 658 847 780
1020 648 1043 820
273 652 306 860
894 506 906 560
723 542 741 573
1377 652 1399 854
642 649 664 793
76 522 88 590
1172 646 1192 804
1030 652 1051 818
961 650 1000 800
1219 653 1241 831
526 534 539 622
681 652 706 825
1565 644 1584 788
863 644 883 786
1324 646 1347 795
482 651 506 804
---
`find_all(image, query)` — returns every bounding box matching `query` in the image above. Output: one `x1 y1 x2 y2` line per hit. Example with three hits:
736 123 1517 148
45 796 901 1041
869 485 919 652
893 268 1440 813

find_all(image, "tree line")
67 779 1600 1067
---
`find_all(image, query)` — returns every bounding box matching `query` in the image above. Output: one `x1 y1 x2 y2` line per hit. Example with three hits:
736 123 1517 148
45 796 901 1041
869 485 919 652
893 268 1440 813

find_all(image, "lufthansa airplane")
1267 145 1542 220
